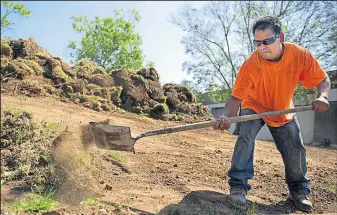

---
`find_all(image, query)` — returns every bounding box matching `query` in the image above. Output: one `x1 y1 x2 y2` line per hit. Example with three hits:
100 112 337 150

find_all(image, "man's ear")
280 32 285 42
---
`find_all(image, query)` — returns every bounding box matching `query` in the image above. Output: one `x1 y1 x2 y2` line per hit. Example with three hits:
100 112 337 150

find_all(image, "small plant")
328 186 336 195
41 122 58 132
18 164 31 176
10 190 56 213
81 197 99 205
109 151 125 163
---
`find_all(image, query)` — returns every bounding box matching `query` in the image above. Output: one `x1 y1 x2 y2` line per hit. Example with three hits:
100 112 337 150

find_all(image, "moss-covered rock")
42 84 62 96
93 66 106 75
132 106 143 114
142 105 151 113
163 83 196 104
86 83 102 92
109 86 123 106
66 79 86 93
9 37 52 59
89 74 114 87
44 58 71 84
101 103 116 112
1 57 9 71
3 59 42 79
75 94 114 112
61 62 76 78
23 59 43 75
64 85 73 94
19 80 46 97
150 103 169 119
137 67 160 81
75 59 95 79
1 39 12 58
111 70 149 111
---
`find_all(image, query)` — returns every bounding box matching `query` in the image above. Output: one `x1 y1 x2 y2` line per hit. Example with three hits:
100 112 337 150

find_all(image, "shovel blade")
89 122 135 152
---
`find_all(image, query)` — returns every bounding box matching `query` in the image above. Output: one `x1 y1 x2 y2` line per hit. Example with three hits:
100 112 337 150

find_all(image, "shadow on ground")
156 190 298 215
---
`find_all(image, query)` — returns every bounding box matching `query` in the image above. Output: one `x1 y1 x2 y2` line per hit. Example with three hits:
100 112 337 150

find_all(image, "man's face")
254 28 282 60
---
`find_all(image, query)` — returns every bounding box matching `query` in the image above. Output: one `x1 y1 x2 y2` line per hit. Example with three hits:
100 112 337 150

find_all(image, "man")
214 16 331 213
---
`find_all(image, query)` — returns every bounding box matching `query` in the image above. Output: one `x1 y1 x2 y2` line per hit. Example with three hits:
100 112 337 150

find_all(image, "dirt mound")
1 38 211 122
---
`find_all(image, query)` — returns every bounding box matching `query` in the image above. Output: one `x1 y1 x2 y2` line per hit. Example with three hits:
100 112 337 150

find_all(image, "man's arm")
317 76 331 99
214 96 242 130
223 96 242 117
214 60 252 131
312 76 331 112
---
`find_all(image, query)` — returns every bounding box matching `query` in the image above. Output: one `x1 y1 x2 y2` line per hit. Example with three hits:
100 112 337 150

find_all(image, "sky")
1 1 208 85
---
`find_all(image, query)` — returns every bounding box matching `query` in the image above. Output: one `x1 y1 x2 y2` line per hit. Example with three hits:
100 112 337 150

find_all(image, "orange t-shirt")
232 42 327 127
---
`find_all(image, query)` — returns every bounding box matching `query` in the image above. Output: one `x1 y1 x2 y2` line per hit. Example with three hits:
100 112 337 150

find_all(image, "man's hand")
312 96 329 112
213 115 231 131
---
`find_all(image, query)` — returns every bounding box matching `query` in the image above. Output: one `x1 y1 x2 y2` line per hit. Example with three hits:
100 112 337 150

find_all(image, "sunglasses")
253 34 280 46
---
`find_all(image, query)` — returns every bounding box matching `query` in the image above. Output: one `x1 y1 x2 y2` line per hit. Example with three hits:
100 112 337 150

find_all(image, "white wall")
328 88 337 101
253 111 315 144
210 89 337 145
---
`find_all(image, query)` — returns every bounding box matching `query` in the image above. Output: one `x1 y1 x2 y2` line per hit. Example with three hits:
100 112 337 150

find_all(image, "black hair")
252 16 282 34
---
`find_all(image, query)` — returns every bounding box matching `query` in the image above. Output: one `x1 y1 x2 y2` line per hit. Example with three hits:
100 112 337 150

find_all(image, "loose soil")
1 95 337 215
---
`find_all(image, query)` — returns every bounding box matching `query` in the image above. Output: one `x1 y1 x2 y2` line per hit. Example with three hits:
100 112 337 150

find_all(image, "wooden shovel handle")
135 105 313 139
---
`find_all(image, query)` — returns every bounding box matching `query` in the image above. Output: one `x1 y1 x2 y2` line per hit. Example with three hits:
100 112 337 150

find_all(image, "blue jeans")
228 108 310 196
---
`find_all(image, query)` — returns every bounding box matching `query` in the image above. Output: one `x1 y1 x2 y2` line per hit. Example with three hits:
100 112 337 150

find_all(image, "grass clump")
109 151 125 163
328 186 336 195
10 190 56 213
1 108 60 192
80 197 99 205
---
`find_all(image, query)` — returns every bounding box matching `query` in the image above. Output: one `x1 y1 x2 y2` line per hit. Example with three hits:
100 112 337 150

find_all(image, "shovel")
89 105 313 153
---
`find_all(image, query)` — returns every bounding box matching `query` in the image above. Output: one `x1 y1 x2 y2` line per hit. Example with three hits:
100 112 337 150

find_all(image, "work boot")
289 193 313 213
228 187 247 210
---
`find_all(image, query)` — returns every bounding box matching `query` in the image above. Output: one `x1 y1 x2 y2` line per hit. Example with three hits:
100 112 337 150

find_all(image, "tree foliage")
68 9 144 70
207 84 231 104
145 61 155 68
172 1 336 101
1 0 31 33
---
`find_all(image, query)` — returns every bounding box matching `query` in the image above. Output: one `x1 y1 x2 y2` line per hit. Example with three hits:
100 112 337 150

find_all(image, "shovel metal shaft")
134 105 313 139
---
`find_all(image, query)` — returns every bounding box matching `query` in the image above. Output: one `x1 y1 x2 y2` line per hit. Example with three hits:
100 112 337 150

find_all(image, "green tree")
207 84 231 104
1 0 31 33
145 61 155 68
68 9 144 70
171 1 336 93
172 1 336 134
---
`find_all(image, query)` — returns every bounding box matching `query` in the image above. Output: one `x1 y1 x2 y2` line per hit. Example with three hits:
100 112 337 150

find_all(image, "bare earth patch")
1 95 336 215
